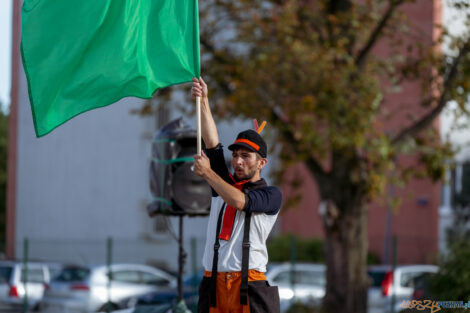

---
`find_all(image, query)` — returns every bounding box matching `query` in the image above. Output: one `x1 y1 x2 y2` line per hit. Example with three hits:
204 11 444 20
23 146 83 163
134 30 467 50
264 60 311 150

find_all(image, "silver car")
266 263 326 312
38 263 176 313
0 260 61 312
367 264 439 313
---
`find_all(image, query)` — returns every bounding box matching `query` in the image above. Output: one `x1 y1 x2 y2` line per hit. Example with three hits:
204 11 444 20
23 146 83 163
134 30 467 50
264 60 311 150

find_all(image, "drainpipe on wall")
6 0 21 260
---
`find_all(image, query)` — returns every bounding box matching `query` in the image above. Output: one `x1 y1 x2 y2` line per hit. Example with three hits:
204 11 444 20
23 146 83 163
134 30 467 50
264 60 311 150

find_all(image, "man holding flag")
192 78 282 313
22 0 281 310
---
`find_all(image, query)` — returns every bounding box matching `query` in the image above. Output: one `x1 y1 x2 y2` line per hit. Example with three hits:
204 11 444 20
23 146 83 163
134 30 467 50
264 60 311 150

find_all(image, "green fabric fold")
21 0 200 137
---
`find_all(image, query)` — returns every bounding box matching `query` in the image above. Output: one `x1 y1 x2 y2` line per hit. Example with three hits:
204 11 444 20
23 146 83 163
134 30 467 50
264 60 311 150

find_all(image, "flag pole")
196 96 202 155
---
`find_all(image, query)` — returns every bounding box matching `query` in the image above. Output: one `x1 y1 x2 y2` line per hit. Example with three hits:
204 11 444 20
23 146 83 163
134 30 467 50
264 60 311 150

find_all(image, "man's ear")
259 158 268 170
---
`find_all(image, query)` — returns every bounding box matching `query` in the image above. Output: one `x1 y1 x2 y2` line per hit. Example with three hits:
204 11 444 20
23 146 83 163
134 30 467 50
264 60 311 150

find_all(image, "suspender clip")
214 243 220 251
242 242 250 248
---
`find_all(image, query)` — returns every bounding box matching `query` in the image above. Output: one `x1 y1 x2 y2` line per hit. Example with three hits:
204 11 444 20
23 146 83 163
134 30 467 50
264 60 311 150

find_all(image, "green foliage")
427 240 470 312
267 234 381 264
286 301 323 313
367 251 381 265
0 107 7 249
268 234 324 263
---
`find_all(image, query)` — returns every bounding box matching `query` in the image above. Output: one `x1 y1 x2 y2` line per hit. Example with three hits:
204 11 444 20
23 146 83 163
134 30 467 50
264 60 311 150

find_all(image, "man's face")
231 147 262 181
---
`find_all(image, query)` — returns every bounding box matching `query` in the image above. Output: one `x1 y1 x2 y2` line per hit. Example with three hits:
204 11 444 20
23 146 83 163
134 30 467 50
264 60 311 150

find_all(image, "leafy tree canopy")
198 0 469 203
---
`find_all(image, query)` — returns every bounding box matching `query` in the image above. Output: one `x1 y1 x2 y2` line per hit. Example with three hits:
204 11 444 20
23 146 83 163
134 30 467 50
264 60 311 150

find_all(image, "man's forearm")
201 97 219 149
203 168 246 210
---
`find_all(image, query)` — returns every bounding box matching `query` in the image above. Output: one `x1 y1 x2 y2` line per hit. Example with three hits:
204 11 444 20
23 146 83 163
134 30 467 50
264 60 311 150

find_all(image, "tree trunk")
322 200 369 313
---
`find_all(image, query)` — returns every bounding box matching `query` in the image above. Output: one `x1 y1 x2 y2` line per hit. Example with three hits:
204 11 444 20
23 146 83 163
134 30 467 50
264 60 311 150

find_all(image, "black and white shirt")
201 144 282 272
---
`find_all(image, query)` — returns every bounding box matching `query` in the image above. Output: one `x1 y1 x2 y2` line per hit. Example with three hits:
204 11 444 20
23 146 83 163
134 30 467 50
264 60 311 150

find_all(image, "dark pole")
190 237 198 312
22 238 29 313
383 161 396 265
290 235 297 303
106 237 113 313
178 215 186 302
390 236 397 313
383 206 393 264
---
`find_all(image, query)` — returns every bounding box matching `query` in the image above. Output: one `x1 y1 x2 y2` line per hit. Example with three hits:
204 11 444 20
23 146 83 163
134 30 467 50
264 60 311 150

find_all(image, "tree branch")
326 0 353 47
355 0 406 69
392 39 470 145
199 35 330 184
268 106 330 190
328 0 352 14
200 37 230 68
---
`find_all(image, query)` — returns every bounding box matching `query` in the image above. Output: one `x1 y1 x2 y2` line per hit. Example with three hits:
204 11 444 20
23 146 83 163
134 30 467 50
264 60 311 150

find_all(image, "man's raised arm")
191 77 219 149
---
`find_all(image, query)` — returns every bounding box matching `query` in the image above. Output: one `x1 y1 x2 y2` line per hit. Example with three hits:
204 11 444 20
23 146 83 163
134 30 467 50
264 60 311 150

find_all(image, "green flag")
21 0 200 137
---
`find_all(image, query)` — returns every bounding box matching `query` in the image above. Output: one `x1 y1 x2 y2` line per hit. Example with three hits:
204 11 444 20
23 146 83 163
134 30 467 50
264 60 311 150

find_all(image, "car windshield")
0 266 12 283
368 270 386 287
54 267 90 282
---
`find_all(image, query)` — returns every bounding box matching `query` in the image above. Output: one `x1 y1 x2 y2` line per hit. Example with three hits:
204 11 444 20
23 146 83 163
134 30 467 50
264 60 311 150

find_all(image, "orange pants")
203 270 266 313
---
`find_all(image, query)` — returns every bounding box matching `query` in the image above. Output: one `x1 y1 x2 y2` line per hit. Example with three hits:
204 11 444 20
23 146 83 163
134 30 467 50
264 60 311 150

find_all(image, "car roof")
269 262 325 269
266 263 326 277
61 263 157 268
59 263 175 277
367 264 438 272
0 260 49 267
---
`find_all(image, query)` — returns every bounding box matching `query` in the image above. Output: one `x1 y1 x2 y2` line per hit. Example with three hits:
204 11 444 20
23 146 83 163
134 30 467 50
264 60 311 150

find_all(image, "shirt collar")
243 178 267 192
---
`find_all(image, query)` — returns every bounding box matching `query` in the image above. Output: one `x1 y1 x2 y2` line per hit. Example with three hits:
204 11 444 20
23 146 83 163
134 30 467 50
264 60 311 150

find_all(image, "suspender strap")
210 203 226 308
240 211 251 305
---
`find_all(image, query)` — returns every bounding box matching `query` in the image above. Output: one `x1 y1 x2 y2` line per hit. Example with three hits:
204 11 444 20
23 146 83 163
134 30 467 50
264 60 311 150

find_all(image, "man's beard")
234 167 257 181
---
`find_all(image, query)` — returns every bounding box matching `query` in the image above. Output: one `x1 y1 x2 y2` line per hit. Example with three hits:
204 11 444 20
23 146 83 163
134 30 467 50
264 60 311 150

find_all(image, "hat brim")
228 142 266 158
228 142 257 153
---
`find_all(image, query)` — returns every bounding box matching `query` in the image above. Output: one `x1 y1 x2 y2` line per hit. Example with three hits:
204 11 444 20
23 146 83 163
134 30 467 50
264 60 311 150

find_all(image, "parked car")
111 303 172 313
367 264 439 313
133 272 203 309
38 263 176 313
0 260 62 312
410 272 437 302
266 263 326 312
